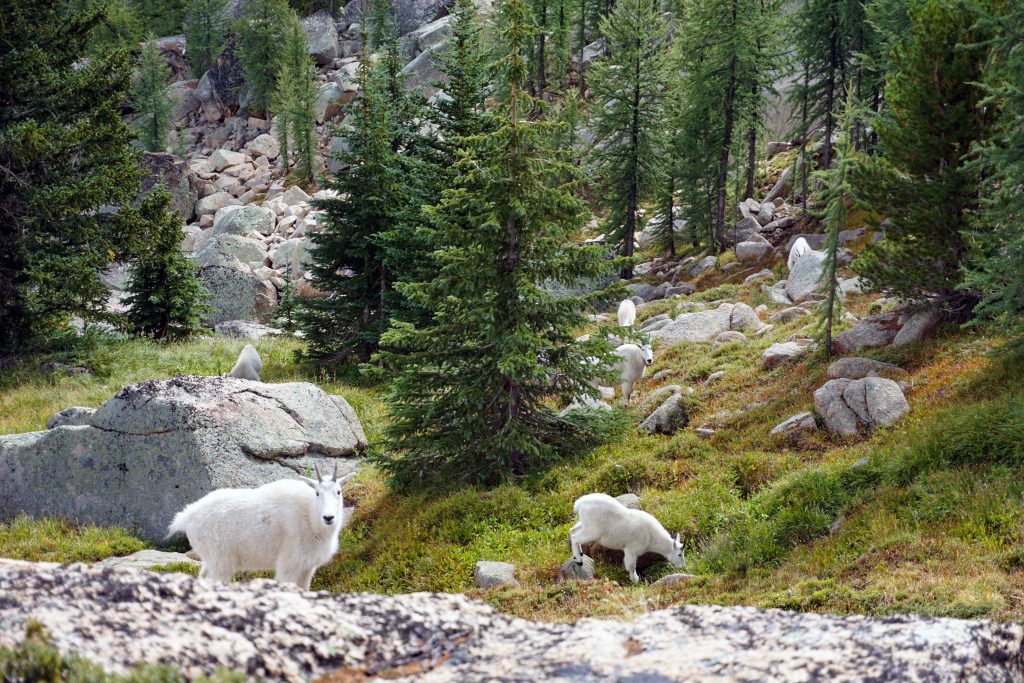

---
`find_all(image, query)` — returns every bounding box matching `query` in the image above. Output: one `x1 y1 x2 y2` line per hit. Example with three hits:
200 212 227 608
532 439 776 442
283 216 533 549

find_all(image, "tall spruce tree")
588 0 666 278
235 0 292 116
135 0 187 37
132 37 175 153
273 18 318 184
852 0 993 308
1 0 149 353
298 52 406 363
124 191 209 340
183 0 229 76
377 0 617 490
431 0 490 149
962 3 1024 345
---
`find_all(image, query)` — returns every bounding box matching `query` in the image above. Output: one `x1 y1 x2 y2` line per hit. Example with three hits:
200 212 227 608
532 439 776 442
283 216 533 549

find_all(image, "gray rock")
689 255 718 278
214 320 283 341
573 37 606 71
736 239 774 262
838 227 866 245
556 555 596 582
45 407 96 430
728 302 763 332
726 216 762 245
302 10 339 64
639 385 682 415
744 268 775 284
344 0 451 37
762 215 797 232
712 330 747 350
212 205 275 236
827 357 905 380
761 339 813 370
785 250 826 303
195 190 241 217
197 233 266 267
325 134 352 174
764 281 793 306
893 309 942 347
814 377 910 435
199 264 278 325
833 312 901 354
704 370 726 384
649 304 733 345
194 71 223 123
668 283 696 296
95 550 199 571
244 133 280 160
403 15 451 59
765 141 790 158
736 198 760 220
695 427 715 439
400 44 447 97
167 81 199 122
209 149 247 172
473 561 518 589
756 202 775 226
615 493 641 510
314 82 348 123
770 411 817 437
139 153 200 222
626 282 654 300
2 560 1021 682
638 394 689 435
639 313 670 330
786 233 827 251
653 573 697 587
0 376 367 541
770 306 811 324
763 164 793 202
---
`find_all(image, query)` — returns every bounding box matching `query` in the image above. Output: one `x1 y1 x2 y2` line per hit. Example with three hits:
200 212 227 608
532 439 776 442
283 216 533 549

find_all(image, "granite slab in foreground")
0 559 1021 682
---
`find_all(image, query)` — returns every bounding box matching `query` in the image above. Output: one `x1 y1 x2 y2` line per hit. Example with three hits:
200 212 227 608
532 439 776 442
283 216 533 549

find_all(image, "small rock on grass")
474 561 519 589
556 555 596 582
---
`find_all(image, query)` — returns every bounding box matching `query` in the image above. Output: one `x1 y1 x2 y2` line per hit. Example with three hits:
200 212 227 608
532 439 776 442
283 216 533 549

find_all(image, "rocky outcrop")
302 10 340 64
0 376 367 541
1 560 1021 682
138 152 200 221
813 377 910 436
344 0 451 37
832 312 902 354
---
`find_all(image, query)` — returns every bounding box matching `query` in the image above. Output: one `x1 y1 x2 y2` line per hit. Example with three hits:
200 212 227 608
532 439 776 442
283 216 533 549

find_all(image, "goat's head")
641 344 654 366
300 462 357 528
667 532 686 568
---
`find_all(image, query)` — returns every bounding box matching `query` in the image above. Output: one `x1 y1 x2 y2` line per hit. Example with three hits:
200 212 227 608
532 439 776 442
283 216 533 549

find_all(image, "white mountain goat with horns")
167 463 355 589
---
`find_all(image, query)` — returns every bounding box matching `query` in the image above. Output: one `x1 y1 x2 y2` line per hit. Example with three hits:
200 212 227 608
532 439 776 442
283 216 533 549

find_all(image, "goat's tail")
165 506 192 541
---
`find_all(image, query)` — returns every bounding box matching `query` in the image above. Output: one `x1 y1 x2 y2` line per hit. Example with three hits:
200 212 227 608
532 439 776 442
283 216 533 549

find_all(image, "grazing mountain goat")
228 344 262 381
167 464 355 589
593 343 653 404
787 237 811 271
617 299 637 328
571 493 685 583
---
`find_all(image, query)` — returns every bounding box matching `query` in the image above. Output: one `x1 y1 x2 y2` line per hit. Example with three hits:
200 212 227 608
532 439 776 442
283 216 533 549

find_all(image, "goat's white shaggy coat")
593 343 653 404
570 493 685 582
167 470 355 589
787 237 811 271
228 344 262 381
617 299 637 328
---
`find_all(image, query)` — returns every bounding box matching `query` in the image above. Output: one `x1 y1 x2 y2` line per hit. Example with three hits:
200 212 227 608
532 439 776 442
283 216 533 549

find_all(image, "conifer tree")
132 37 176 153
135 0 187 37
125 191 209 340
431 0 490 149
236 0 292 116
184 0 229 76
377 0 617 490
852 0 992 308
1 0 149 353
273 18 318 184
67 0 143 55
962 3 1024 346
588 0 666 278
298 52 406 363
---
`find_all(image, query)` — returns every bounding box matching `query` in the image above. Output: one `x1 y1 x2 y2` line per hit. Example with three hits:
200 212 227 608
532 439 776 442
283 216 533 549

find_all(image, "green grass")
2 312 1023 624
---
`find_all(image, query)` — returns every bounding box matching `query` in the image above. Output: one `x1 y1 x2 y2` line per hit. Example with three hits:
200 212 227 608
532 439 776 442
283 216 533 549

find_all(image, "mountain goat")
167 464 355 590
228 344 262 381
788 237 811 271
617 299 637 328
570 493 685 583
593 343 653 404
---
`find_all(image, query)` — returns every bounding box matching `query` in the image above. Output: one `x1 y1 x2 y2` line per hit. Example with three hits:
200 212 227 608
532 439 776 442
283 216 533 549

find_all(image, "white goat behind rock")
167 464 355 589
593 343 653 404
570 493 685 582
228 344 262 381
617 299 637 328
788 237 811 272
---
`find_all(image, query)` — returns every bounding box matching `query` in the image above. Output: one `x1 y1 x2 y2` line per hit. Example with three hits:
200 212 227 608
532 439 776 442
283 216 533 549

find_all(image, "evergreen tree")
962 3 1024 346
135 0 187 37
852 0 993 308
235 0 292 116
298 52 406 363
377 0 617 490
431 0 490 149
588 0 666 278
132 36 176 153
1 0 149 353
273 18 318 184
124 191 209 340
813 93 862 357
273 272 300 334
67 0 143 55
183 0 229 76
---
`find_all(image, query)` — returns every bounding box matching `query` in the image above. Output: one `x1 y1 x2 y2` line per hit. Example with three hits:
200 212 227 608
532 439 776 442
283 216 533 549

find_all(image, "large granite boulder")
0 376 367 541
212 204 276 236
344 0 452 37
827 357 906 380
638 394 689 435
785 249 827 303
199 262 278 325
761 339 814 370
833 312 902 355
302 10 340 64
813 377 910 436
1 560 1021 681
649 304 733 345
138 152 200 221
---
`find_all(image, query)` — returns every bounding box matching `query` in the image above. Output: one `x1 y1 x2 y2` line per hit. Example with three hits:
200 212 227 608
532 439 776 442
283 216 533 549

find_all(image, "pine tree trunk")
665 176 675 256
713 0 738 250
745 123 756 200
800 62 809 215
622 43 642 280
822 11 838 170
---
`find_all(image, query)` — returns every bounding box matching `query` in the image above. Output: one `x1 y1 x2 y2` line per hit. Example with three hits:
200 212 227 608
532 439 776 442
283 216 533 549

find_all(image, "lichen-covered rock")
785 249 826 302
0 376 367 540
615 493 641 510
212 204 275 236
728 302 763 332
556 555 596 582
2 559 1020 682
712 330 747 349
813 377 910 436
689 255 718 277
761 339 813 370
214 320 284 341
893 309 942 346
95 550 199 571
473 561 518 588
827 357 906 380
649 304 733 345
638 394 689 435
770 411 817 437
138 152 200 221
45 406 96 430
302 10 339 64
833 312 902 354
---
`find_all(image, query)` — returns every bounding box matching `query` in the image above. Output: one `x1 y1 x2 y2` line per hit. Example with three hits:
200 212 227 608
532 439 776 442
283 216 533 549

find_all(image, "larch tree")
235 0 292 116
183 0 229 76
377 0 617 490
588 0 666 278
273 18 318 184
132 36 176 153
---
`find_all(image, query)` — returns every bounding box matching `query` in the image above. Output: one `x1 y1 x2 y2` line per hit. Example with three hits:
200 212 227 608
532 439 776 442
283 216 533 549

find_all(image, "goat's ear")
298 476 318 489
674 532 681 546
337 472 357 487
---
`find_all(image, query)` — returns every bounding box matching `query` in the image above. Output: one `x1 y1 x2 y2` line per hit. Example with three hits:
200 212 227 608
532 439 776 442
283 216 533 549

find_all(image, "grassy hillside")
2 284 1022 623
